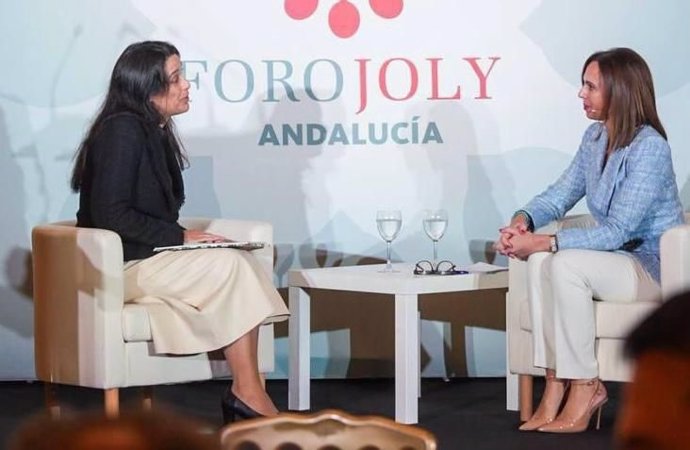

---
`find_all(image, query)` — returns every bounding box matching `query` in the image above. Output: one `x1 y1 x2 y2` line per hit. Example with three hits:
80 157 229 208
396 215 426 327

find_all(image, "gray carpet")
0 378 619 450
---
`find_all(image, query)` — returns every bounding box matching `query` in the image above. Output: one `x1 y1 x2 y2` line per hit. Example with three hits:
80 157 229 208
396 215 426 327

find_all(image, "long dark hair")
582 47 666 153
71 40 188 192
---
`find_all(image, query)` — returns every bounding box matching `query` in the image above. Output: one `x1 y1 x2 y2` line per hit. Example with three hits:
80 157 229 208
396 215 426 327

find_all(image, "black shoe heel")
221 387 263 424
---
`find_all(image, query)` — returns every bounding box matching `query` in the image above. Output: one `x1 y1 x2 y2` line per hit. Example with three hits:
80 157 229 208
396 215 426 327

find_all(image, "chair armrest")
32 223 127 387
660 224 690 300
179 217 274 278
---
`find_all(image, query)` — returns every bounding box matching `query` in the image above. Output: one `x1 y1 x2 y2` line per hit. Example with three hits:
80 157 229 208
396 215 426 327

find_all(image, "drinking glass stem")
432 240 438 263
386 240 392 270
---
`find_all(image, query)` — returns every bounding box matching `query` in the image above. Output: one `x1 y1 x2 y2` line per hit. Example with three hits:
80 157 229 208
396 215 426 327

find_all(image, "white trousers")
527 249 659 379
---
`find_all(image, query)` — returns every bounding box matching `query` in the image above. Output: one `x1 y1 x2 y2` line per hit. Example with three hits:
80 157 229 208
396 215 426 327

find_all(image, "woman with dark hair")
495 48 684 433
71 41 289 423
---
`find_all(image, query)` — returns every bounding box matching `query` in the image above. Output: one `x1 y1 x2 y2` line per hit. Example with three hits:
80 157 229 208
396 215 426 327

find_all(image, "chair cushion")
519 298 660 339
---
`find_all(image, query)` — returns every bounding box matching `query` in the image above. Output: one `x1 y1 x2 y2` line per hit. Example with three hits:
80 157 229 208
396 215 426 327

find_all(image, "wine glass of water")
376 210 402 272
423 209 448 263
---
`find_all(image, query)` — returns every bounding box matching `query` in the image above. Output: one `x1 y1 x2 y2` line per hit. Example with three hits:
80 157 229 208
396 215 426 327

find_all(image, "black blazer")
77 112 185 261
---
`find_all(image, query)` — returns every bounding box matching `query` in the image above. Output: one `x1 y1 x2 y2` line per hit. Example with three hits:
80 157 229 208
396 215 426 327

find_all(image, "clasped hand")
494 220 548 260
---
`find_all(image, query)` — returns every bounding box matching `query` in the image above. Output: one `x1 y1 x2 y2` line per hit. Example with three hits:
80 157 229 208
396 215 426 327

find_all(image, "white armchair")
32 217 277 416
506 213 690 419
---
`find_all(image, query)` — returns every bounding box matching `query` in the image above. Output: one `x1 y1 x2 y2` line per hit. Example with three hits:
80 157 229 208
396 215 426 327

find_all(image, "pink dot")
285 0 319 20
369 0 403 19
329 0 360 38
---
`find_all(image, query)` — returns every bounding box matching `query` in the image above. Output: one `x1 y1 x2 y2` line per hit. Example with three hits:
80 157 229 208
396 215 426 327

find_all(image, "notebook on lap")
153 241 265 252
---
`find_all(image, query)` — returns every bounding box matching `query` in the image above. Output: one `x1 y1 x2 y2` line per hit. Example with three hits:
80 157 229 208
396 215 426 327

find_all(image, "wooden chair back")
220 409 437 450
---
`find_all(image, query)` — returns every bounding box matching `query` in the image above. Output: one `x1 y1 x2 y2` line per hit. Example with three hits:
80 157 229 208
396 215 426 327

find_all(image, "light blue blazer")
522 122 684 282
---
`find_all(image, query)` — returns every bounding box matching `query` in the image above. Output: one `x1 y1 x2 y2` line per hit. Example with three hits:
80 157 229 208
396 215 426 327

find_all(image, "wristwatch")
549 235 558 253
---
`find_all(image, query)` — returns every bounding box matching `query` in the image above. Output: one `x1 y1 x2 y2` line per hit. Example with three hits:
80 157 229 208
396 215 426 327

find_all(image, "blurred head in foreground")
616 290 690 450
8 410 219 450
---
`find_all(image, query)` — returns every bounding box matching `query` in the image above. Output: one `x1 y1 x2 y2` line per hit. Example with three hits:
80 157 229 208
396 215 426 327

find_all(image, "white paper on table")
460 262 508 273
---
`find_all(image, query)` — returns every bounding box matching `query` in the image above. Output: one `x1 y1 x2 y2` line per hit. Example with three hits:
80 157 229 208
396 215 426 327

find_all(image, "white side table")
288 263 508 424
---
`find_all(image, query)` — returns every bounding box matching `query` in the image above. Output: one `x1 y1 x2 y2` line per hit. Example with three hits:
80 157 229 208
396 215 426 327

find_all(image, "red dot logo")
329 1 360 38
370 0 403 19
285 0 404 39
284 0 319 20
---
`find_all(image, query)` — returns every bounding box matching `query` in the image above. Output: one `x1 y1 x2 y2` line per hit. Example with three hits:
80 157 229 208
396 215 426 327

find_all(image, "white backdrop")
1 0 689 379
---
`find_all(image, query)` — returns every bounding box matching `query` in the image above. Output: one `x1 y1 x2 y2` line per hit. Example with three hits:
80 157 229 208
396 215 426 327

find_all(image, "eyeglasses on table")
413 260 469 275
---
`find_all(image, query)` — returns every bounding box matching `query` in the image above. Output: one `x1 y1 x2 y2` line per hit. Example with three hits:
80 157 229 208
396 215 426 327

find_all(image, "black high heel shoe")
221 387 264 424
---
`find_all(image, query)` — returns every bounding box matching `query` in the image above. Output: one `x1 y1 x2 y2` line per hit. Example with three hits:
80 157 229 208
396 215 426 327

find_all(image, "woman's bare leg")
223 326 277 416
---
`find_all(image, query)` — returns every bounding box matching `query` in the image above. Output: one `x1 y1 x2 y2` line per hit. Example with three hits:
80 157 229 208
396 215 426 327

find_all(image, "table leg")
506 337 519 411
505 290 519 411
289 286 311 410
418 310 421 399
395 293 419 424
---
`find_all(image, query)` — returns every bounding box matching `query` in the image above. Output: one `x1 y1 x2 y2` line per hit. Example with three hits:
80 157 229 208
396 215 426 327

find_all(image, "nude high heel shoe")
519 374 570 431
537 378 608 433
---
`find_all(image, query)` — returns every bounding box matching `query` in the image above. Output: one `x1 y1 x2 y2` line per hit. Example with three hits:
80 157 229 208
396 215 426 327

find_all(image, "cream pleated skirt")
123 248 289 355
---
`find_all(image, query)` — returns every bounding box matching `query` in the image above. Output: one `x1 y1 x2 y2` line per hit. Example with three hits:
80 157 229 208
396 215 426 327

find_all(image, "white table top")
288 263 508 295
